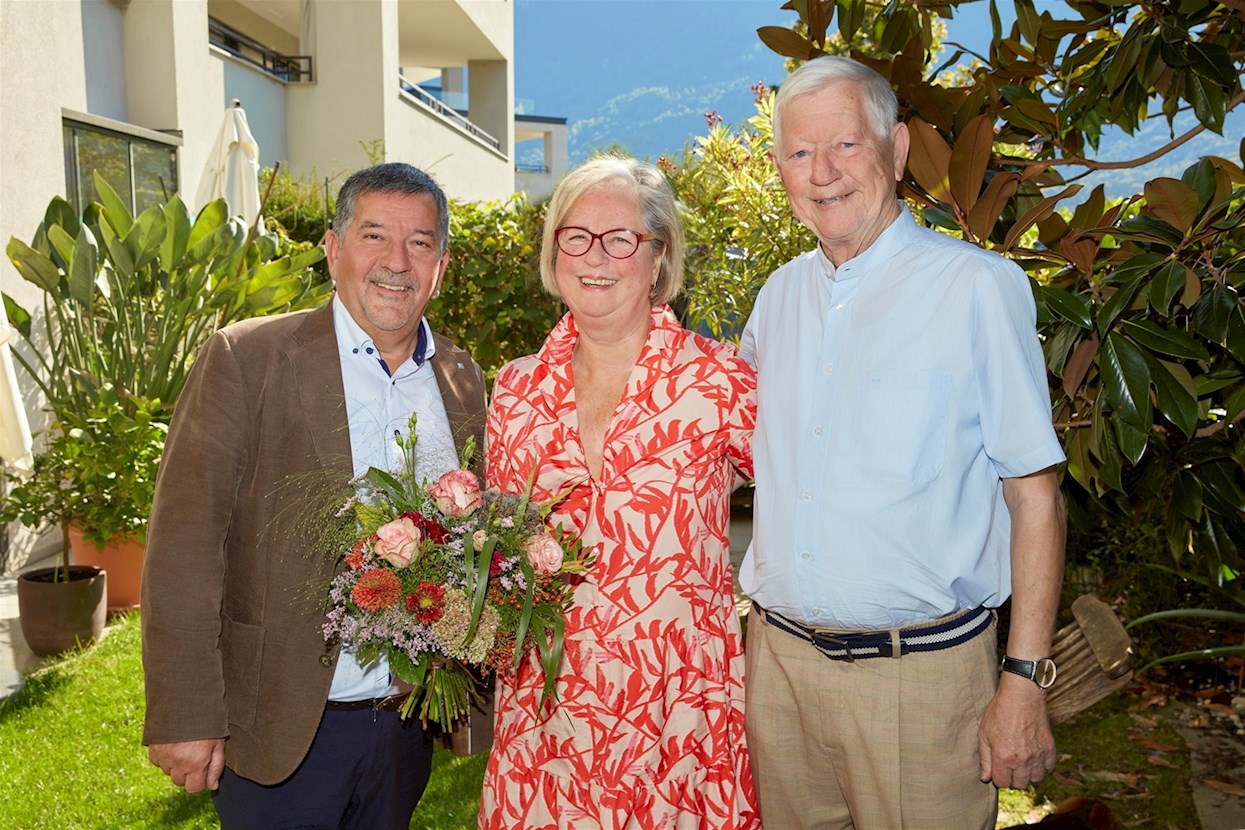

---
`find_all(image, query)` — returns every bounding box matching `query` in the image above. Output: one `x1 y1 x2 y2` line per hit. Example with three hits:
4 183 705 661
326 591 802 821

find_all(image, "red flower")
345 537 371 571
405 580 446 625
489 552 505 577
399 511 449 544
351 568 402 612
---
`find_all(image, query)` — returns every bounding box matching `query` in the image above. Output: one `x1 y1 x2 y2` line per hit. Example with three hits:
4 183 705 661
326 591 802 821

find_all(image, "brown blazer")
140 303 486 785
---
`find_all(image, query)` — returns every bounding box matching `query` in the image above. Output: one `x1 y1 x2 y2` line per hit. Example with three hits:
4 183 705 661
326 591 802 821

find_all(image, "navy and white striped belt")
756 604 994 661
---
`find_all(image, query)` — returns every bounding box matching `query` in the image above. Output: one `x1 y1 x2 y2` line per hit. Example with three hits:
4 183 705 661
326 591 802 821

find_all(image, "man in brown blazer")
141 163 487 828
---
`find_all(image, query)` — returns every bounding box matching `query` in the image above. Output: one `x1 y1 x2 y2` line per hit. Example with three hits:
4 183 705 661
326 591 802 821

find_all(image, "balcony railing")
208 18 312 83
398 75 500 152
515 162 549 173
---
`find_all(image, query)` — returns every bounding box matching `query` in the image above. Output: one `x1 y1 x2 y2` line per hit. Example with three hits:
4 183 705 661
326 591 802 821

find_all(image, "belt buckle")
811 632 855 662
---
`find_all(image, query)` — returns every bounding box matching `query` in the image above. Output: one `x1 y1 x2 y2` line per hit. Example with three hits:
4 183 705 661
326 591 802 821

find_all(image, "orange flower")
351 568 402 612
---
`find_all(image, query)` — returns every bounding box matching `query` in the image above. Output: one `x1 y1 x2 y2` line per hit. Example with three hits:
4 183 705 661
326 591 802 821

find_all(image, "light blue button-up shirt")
328 297 458 701
739 205 1065 629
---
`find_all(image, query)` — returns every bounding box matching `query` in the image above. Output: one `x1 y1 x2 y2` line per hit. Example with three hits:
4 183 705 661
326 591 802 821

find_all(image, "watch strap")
1001 655 1057 689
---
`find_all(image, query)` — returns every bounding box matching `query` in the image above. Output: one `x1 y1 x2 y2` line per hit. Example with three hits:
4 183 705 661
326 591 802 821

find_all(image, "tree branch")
1010 89 1245 172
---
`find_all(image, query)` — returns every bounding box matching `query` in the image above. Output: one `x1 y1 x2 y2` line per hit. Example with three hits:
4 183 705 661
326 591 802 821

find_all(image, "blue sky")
513 1 1241 198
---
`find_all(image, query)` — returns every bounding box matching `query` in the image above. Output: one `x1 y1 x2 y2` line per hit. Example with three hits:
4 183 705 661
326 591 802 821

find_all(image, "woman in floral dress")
479 157 760 829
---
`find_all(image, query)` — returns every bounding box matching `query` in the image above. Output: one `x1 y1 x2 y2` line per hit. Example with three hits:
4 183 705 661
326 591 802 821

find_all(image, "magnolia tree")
673 0 1245 596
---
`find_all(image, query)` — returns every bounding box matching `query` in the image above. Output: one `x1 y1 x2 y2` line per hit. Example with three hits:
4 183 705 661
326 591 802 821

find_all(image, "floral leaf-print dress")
479 306 761 830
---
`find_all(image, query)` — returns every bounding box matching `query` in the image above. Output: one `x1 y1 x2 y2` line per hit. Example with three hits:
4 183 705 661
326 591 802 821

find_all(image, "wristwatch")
1001 655 1057 689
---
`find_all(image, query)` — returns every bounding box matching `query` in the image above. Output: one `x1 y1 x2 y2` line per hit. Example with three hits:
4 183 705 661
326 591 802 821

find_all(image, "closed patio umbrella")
0 320 33 474
196 99 262 227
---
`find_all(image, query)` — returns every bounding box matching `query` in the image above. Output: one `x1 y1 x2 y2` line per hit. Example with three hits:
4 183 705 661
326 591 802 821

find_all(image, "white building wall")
286 0 392 182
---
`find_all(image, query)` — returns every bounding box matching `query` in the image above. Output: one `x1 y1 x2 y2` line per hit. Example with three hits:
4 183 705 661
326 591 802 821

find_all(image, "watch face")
1036 658 1057 689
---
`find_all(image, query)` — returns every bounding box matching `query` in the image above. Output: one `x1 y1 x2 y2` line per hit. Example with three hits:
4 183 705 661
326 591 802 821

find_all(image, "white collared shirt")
328 296 458 701
739 205 1065 629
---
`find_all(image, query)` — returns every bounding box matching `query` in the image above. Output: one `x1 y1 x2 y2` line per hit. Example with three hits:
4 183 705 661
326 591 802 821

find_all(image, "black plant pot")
16 565 107 656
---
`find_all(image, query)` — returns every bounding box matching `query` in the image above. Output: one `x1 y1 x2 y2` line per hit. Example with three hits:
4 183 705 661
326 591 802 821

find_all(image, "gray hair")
539 157 684 306
773 56 898 153
332 163 450 254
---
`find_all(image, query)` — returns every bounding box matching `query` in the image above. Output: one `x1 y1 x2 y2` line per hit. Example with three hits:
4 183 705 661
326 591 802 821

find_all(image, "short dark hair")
332 163 449 254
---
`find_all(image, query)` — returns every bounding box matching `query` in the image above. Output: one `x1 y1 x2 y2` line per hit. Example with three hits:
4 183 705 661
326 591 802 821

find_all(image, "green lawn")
0 613 485 830
1 613 1197 828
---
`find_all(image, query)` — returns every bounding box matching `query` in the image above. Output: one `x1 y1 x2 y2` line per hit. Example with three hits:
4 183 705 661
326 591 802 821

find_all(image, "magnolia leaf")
1120 319 1211 362
1150 260 1189 316
1172 470 1203 522
1144 177 1200 234
838 0 865 41
1096 274 1146 335
1062 334 1099 399
1101 332 1152 430
1199 461 1245 514
1185 70 1225 134
1113 417 1148 466
1040 285 1093 330
1143 353 1199 438
905 118 953 203
757 26 821 60
967 172 1019 242
1004 185 1080 250
1193 283 1238 343
949 115 995 215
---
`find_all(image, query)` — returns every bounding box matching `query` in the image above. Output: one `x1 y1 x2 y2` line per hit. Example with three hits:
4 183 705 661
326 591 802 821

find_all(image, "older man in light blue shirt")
740 57 1067 829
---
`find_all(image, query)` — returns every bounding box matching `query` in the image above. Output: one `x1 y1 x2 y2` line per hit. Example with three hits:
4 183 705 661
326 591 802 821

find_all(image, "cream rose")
429 469 484 517
373 516 422 567
523 531 564 575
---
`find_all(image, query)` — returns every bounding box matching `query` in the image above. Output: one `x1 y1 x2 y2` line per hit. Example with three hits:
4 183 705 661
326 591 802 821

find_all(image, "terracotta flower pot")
68 527 145 611
17 565 107 657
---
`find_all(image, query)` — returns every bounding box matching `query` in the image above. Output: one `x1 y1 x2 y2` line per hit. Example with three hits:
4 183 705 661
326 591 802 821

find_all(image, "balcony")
208 17 312 82
398 75 501 152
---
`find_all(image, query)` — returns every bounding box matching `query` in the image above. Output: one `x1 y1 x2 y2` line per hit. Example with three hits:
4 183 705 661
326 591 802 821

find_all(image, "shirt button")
825 364 833 373
811 608 822 616
814 426 823 436
801 552 811 561
351 348 359 354
802 490 811 500
319 654 332 667
366 347 374 354
835 304 845 312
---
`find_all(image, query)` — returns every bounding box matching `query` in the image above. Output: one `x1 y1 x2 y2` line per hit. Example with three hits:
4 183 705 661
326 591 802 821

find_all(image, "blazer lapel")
286 304 353 476
430 332 487 476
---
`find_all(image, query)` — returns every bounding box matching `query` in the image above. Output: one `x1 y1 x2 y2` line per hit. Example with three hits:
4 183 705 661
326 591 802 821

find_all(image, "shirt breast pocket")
851 370 950 483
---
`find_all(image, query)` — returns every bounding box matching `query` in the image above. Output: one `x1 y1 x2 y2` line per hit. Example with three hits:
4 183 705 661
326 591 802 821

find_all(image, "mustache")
367 269 415 287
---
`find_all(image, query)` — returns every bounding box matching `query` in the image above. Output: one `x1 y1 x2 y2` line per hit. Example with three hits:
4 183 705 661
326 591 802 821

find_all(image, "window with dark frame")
62 120 178 215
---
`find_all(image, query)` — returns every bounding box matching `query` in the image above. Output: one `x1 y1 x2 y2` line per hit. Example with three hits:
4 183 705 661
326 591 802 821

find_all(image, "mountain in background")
515 1 1242 199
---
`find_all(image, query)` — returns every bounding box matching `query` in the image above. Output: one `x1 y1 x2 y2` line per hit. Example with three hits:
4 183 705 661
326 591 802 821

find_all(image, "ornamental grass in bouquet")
320 415 592 727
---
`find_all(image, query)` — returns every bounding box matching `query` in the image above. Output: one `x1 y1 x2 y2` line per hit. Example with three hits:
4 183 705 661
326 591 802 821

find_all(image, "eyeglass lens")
556 227 644 259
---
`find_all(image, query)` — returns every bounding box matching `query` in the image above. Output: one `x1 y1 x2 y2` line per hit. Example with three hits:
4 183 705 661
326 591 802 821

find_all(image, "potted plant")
0 430 105 656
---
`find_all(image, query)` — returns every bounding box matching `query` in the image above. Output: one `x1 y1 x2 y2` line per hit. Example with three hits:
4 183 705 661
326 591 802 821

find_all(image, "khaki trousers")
744 609 999 830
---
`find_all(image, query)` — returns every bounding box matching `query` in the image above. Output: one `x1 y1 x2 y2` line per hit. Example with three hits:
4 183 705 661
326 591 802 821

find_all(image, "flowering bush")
321 419 592 727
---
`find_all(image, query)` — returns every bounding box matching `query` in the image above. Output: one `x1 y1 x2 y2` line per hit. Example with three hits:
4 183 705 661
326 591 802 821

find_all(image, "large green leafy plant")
739 1 1245 614
3 171 329 423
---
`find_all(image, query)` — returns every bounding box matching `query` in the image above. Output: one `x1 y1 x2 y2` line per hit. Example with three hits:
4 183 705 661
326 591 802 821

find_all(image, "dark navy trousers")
212 707 433 829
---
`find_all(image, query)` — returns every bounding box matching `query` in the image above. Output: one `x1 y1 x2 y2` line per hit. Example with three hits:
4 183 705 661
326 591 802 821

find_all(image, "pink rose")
374 517 423 567
523 531 564 575
429 469 483 517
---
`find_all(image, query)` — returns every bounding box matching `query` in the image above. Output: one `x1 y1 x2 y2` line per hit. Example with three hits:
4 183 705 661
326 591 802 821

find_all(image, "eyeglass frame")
553 226 661 260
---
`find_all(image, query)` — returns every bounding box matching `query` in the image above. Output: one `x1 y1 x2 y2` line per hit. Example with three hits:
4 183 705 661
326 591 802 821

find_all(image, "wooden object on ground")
1046 595 1134 725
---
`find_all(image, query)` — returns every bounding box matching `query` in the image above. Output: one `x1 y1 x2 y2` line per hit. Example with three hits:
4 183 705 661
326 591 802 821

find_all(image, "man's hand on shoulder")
149 739 226 793
978 672 1056 789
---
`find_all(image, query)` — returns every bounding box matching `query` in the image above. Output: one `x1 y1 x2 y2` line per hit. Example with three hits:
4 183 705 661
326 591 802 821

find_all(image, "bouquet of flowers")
321 417 592 727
